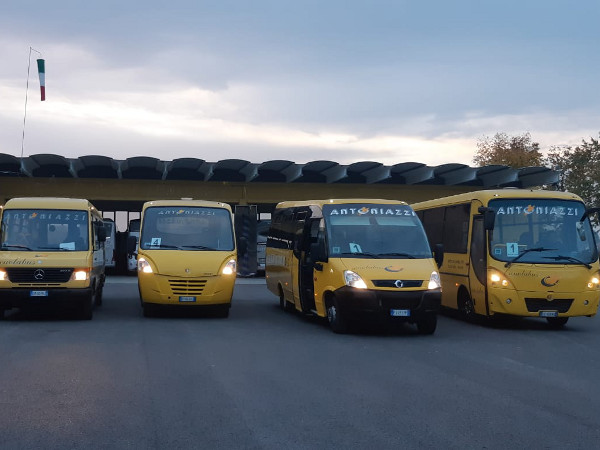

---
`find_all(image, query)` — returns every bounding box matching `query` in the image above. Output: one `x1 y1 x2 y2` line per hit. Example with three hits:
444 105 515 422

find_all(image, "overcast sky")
1 0 599 167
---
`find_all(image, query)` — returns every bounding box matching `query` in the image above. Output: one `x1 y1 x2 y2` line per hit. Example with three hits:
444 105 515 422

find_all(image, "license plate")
390 309 410 317
30 290 48 297
179 296 196 303
539 311 558 318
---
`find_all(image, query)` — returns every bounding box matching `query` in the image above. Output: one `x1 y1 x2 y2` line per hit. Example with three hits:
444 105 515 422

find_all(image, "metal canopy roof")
0 153 559 188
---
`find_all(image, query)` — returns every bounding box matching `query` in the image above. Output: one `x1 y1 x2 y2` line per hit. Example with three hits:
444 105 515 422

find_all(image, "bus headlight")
137 257 153 274
222 259 236 275
0 269 6 281
72 269 89 281
428 271 441 290
490 270 511 288
587 273 600 289
344 270 367 289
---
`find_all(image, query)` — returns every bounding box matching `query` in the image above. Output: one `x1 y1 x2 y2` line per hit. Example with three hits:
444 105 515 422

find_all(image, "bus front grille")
6 268 73 283
372 280 423 288
168 279 208 295
524 298 573 313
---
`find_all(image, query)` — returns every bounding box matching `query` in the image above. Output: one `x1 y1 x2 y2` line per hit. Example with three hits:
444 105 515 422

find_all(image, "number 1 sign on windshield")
506 242 519 257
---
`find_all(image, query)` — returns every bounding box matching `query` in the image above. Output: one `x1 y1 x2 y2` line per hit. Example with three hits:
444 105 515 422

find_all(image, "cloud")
1 1 599 169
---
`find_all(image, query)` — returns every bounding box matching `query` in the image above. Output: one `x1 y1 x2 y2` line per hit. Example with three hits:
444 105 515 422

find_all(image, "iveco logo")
34 269 45 280
541 276 559 287
394 280 404 288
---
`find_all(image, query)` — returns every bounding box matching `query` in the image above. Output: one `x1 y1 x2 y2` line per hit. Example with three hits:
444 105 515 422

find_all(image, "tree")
473 132 543 168
545 135 600 207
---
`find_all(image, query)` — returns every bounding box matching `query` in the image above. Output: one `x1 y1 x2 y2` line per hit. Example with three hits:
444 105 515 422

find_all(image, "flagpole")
21 46 42 161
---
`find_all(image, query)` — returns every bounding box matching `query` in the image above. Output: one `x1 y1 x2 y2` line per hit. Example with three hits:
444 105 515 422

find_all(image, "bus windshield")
489 199 598 265
322 203 432 259
140 206 234 251
0 209 89 251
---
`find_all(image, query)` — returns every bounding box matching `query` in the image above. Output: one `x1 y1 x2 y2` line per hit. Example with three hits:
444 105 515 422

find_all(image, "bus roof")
3 197 97 211
412 189 584 210
142 199 232 212
275 198 409 209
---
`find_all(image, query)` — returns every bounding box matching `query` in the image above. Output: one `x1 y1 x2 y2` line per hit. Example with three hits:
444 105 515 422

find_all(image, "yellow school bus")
266 199 442 334
0 197 107 319
134 199 237 317
412 189 600 327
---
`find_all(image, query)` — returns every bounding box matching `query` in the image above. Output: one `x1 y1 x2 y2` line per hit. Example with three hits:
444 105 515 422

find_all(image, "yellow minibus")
266 199 442 334
0 197 107 319
133 199 237 317
412 189 600 327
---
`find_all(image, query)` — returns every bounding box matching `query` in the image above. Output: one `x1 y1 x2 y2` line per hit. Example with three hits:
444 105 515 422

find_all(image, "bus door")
468 215 489 316
291 211 308 311
298 219 320 313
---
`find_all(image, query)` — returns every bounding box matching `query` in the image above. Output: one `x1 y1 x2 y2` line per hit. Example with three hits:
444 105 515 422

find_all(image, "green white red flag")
36 59 45 101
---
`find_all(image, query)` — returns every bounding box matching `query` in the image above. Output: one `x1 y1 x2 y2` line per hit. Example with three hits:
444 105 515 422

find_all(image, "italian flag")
37 58 45 101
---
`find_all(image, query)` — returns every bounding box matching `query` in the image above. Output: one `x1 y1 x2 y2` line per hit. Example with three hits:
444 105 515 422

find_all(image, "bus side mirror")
433 243 444 268
580 207 600 223
478 207 496 230
97 225 107 243
310 240 328 263
127 235 137 254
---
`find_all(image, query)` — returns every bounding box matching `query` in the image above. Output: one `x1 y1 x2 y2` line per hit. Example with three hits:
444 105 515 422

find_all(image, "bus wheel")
458 292 475 321
142 303 155 318
546 317 568 328
80 292 94 320
279 287 293 312
0 309 5 320
216 305 230 318
95 285 103 306
327 300 347 334
416 314 437 335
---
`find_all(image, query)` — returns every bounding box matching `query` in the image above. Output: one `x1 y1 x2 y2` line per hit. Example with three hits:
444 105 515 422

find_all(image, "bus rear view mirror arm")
478 207 496 230
580 207 600 222
434 243 444 267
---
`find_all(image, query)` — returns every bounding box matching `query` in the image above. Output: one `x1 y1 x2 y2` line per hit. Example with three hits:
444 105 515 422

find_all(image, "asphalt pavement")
1 276 600 449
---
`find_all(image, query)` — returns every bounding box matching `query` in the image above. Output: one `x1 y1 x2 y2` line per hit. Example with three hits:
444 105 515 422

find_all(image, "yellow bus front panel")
137 250 236 306
486 263 600 318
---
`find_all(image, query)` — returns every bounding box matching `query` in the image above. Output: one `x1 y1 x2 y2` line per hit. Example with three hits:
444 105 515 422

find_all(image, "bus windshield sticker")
150 237 162 247
506 242 519 257
349 243 362 253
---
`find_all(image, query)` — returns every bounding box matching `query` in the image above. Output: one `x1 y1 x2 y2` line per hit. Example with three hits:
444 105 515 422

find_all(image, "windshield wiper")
377 252 416 259
505 247 556 268
1 244 33 251
543 255 592 269
180 245 217 250
147 243 181 249
339 251 380 258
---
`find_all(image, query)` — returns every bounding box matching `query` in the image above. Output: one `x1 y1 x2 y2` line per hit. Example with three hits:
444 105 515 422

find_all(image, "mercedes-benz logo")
394 280 404 288
34 269 45 280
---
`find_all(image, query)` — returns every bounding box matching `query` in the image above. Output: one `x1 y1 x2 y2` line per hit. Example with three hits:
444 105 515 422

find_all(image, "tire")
326 299 348 334
95 285 103 306
458 292 476 321
416 313 437 335
279 287 294 312
216 305 230 318
279 288 285 310
546 316 568 328
0 309 5 320
80 292 94 320
142 302 155 318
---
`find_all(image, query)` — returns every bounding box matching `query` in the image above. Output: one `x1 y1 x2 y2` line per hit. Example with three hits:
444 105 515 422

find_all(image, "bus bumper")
333 286 441 320
0 287 93 309
138 274 235 306
488 290 599 317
